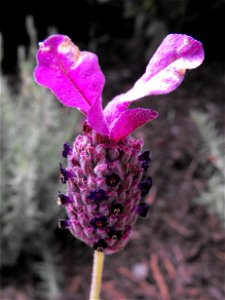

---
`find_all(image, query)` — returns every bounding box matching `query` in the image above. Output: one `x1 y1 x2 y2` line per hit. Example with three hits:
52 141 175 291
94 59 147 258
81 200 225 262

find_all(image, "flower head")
34 34 204 254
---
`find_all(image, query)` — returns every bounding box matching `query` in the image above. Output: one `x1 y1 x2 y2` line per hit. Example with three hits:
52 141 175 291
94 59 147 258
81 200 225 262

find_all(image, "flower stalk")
89 250 105 300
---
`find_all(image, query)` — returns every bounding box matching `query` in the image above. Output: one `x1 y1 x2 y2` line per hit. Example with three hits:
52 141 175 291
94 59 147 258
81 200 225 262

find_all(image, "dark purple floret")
111 203 123 215
109 229 122 240
138 150 150 161
93 239 108 251
138 150 151 170
91 216 108 228
83 121 92 134
87 189 107 202
106 173 121 187
136 203 150 217
58 219 71 229
141 161 150 171
62 142 72 158
139 176 152 196
57 192 73 205
59 163 73 183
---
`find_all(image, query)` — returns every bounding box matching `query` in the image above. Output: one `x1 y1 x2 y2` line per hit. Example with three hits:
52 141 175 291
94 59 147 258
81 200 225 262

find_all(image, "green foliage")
0 16 79 297
32 242 63 299
191 111 225 227
1 56 60 266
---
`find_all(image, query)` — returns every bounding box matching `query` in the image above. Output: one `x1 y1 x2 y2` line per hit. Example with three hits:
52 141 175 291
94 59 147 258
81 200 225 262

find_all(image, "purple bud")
138 150 151 162
106 173 121 187
136 203 150 217
109 229 122 240
111 203 123 215
58 219 71 229
57 192 73 205
83 122 92 135
138 150 151 170
139 177 152 196
87 189 107 203
141 161 150 170
62 142 72 158
59 163 73 184
91 216 108 228
93 239 107 251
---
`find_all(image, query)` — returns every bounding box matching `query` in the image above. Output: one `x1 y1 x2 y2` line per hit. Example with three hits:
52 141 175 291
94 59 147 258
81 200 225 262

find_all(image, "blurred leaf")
0 16 79 266
191 110 225 227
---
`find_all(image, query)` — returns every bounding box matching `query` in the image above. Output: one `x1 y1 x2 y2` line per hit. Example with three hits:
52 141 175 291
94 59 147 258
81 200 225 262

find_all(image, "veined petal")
104 34 204 124
109 108 158 142
34 35 105 114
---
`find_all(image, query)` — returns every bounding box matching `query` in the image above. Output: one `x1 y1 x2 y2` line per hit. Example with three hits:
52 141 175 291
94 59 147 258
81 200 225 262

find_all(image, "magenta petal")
34 35 105 114
134 34 204 95
87 97 109 136
104 34 204 124
109 108 158 142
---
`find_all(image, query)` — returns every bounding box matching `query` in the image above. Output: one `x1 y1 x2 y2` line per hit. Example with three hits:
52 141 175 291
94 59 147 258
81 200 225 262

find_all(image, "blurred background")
1 0 225 299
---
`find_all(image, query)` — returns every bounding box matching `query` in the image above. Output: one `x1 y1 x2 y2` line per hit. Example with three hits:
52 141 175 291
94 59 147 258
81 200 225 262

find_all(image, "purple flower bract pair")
34 33 204 254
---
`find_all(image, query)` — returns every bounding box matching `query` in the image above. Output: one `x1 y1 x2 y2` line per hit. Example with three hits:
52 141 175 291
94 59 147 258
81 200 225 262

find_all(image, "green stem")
89 250 105 300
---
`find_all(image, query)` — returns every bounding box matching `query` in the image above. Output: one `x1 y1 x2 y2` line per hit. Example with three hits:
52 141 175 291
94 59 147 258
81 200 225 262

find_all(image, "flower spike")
34 33 204 255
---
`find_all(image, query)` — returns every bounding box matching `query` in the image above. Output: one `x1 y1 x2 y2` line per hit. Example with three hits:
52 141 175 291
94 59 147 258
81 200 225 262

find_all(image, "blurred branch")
191 110 225 227
32 239 63 299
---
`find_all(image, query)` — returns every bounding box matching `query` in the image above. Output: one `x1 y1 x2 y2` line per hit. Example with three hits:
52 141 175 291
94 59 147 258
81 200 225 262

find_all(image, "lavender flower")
34 34 204 254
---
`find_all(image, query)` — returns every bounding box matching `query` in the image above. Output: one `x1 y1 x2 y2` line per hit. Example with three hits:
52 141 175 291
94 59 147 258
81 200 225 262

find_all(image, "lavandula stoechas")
34 34 204 254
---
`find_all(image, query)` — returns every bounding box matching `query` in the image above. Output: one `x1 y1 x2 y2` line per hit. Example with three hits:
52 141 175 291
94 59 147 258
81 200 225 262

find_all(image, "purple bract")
34 34 204 253
34 34 204 142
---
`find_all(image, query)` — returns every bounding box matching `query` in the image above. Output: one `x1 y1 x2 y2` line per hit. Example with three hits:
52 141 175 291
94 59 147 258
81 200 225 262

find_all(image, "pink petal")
87 97 109 136
109 108 158 142
34 35 105 114
104 34 204 124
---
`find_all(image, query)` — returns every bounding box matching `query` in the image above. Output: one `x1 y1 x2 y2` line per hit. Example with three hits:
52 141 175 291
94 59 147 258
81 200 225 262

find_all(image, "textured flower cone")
58 124 151 254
